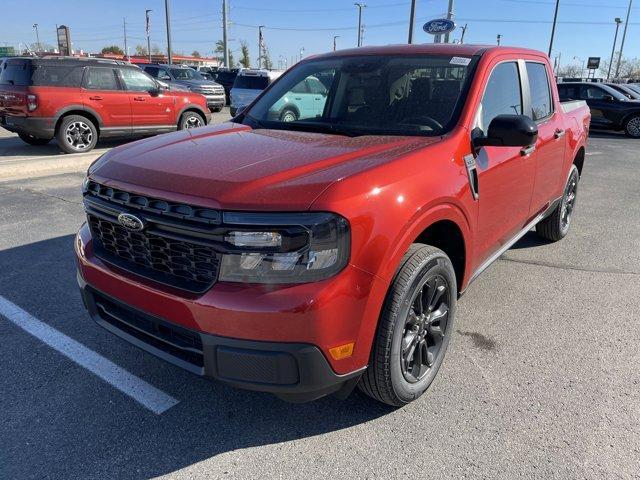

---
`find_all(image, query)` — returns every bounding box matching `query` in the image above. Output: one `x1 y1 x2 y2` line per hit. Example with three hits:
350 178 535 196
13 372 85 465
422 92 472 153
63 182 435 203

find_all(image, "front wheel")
18 133 51 146
56 115 98 154
536 164 579 241
359 244 457 407
179 111 204 130
280 108 298 122
624 115 640 138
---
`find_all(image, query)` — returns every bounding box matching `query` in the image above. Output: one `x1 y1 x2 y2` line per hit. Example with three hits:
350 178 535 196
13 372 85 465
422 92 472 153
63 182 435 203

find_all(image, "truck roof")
312 44 547 60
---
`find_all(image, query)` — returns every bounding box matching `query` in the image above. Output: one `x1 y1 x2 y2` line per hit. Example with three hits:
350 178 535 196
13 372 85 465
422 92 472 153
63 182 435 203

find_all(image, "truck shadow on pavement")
0 234 393 479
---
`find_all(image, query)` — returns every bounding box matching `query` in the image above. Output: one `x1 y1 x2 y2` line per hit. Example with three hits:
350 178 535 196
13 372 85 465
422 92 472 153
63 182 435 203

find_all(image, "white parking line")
0 295 179 415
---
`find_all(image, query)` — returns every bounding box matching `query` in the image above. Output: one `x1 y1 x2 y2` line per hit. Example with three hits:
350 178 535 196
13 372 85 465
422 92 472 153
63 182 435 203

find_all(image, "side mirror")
603 94 615 102
148 87 161 96
473 114 538 149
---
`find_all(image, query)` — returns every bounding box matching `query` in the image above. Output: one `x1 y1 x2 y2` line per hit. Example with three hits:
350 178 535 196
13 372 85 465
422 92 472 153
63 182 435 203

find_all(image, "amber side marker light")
329 342 355 360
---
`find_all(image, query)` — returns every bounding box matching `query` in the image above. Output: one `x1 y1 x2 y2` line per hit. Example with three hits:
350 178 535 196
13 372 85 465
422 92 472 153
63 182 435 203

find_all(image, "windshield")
234 75 270 90
242 55 475 137
169 68 200 80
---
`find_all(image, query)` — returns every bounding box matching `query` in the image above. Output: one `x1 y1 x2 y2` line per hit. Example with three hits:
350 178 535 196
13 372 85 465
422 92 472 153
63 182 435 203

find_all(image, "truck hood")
90 123 441 210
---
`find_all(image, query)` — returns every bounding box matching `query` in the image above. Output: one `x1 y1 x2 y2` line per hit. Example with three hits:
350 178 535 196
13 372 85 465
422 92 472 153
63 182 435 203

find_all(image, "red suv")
0 57 211 153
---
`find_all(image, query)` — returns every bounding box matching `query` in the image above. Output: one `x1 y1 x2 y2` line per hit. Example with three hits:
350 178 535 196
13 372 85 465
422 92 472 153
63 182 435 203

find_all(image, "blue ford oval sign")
423 19 456 36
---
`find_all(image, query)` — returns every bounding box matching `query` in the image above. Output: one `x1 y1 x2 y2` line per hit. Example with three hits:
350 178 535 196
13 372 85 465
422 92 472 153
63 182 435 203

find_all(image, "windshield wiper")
277 121 360 137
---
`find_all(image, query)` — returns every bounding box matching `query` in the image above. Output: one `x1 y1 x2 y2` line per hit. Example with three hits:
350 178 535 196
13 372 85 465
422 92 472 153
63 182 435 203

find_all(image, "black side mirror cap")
603 94 615 102
148 87 161 96
473 114 538 149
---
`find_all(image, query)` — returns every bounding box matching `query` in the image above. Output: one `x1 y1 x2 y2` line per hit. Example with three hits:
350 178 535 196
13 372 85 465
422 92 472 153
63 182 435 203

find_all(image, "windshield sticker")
450 57 471 66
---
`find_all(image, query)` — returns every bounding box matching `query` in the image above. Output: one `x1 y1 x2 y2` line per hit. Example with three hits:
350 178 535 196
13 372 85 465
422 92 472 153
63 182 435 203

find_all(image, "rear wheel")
536 164 579 241
18 133 51 146
179 111 204 130
56 115 98 154
358 244 456 407
280 108 298 122
624 115 640 138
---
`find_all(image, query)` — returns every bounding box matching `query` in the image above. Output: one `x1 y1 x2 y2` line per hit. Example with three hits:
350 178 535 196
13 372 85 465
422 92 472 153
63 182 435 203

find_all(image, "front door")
473 60 536 264
118 68 175 133
81 66 131 136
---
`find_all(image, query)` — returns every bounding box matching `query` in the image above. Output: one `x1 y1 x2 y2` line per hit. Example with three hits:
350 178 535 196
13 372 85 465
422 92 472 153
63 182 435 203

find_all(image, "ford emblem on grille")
117 213 145 231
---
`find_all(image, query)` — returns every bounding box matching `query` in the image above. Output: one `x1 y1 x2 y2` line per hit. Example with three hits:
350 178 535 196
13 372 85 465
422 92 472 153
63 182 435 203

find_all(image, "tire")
280 108 298 122
179 111 205 130
212 107 222 113
359 244 457 407
624 115 640 138
18 133 51 146
536 164 579 242
56 115 98 154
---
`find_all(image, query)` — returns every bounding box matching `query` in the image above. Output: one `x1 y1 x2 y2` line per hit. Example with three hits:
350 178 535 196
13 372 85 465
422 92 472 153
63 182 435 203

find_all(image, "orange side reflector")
329 342 354 360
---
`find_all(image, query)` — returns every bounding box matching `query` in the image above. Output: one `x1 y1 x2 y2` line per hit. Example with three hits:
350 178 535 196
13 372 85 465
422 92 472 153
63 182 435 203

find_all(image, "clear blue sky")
2 0 638 69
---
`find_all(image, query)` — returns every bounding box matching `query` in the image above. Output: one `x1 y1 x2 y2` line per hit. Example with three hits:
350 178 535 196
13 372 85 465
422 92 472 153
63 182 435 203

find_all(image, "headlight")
218 212 350 284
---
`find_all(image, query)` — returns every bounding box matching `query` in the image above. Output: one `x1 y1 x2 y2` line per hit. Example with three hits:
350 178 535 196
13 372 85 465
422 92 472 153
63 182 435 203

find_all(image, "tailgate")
0 85 29 117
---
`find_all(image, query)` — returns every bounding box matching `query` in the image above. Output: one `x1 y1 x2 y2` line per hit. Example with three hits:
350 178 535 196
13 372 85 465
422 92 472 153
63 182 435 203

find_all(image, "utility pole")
407 0 417 44
222 0 229 68
497 34 502 46
145 10 152 62
443 0 455 43
354 3 366 47
123 18 130 61
548 0 560 57
32 24 41 53
459 23 468 44
615 0 633 79
258 25 265 69
333 35 339 51
165 0 173 64
608 17 623 80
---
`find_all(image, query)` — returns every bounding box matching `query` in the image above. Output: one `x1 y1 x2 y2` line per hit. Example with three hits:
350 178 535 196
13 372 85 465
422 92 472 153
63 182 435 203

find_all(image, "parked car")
625 84 640 96
211 68 239 104
76 44 590 406
0 57 211 153
557 82 640 137
606 83 640 100
141 63 225 112
268 75 328 121
229 69 282 116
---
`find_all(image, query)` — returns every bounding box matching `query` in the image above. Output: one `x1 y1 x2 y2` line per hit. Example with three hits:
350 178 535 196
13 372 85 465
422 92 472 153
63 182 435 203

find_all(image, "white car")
230 69 282 116
268 76 328 122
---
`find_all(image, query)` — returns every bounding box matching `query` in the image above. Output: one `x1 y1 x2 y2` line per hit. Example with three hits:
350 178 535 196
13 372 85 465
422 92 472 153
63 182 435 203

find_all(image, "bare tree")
557 64 583 78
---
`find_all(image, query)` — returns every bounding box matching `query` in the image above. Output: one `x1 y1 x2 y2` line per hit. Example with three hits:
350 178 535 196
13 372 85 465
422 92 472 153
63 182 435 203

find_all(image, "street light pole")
407 0 417 44
548 0 560 57
222 0 229 68
145 10 152 62
32 24 41 53
258 25 265 69
123 17 130 62
443 0 455 43
165 0 173 64
497 34 502 46
354 3 366 47
459 23 468 44
608 17 623 80
614 0 633 79
333 35 339 51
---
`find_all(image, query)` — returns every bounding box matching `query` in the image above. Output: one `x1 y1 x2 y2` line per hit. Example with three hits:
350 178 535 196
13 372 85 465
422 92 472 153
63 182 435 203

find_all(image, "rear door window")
526 62 552 120
83 67 119 90
0 59 31 85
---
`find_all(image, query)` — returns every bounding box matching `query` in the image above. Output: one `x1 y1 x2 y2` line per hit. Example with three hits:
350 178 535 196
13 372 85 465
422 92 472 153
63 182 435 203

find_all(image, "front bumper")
75 223 388 401
0 115 55 138
201 94 225 109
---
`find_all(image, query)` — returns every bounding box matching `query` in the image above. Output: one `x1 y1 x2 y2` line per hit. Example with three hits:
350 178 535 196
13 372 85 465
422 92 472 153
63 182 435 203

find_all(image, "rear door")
82 66 131 136
579 85 619 127
473 60 536 262
525 60 565 212
118 68 175 133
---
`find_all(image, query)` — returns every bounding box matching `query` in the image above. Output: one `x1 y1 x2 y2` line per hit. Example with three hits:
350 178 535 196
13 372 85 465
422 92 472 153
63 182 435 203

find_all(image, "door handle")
554 129 566 139
294 97 302 100
88 96 103 100
133 96 146 101
520 145 536 156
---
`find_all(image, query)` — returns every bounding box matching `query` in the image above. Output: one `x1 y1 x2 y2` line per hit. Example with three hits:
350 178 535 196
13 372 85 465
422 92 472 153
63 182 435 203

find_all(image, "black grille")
86 181 221 226
88 215 220 291
91 290 204 371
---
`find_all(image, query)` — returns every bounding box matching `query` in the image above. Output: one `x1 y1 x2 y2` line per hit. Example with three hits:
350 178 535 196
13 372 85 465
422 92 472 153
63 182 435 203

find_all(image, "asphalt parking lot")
1 115 639 479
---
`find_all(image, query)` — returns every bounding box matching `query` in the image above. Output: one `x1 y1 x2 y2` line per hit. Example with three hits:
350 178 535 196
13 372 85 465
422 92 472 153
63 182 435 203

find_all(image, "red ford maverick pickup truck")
75 45 590 406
